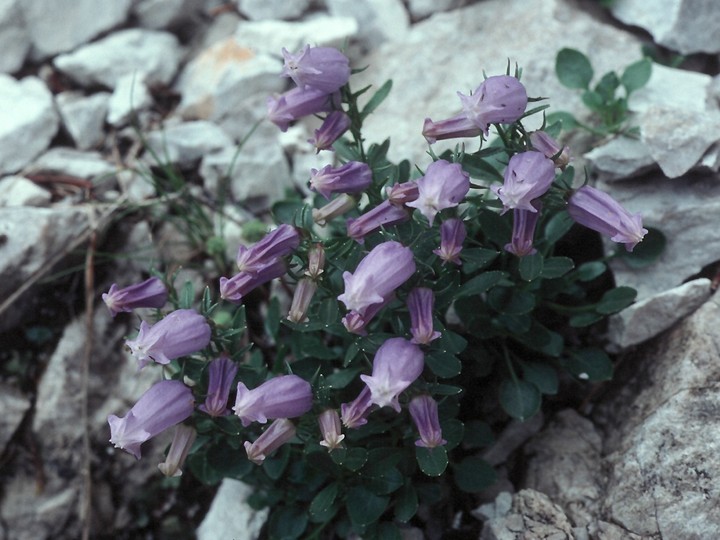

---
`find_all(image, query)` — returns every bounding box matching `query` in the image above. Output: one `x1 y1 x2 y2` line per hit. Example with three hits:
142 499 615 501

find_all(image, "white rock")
199 123 291 209
196 479 268 540
0 207 89 329
0 75 59 174
0 383 31 453
407 0 464 20
107 74 154 126
604 174 720 300
0 175 51 207
175 37 284 121
233 15 358 55
27 148 116 181
236 0 310 20
144 120 234 166
55 91 110 150
20 0 132 59
584 136 656 182
629 64 715 114
0 0 30 73
639 107 720 178
610 0 720 54
53 29 182 89
325 0 409 48
608 278 712 350
117 169 156 202
133 0 204 30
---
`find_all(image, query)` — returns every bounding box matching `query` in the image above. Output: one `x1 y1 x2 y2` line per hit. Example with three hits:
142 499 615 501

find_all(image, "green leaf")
461 247 500 273
363 466 404 495
543 210 575 244
453 456 497 493
487 287 536 315
360 80 393 120
429 384 463 396
594 71 620 101
457 271 508 298
310 483 340 523
179 280 194 309
463 420 494 449
573 261 607 282
569 311 603 328
621 57 652 94
541 257 575 279
477 209 512 245
394 483 418 523
556 48 593 89
424 351 462 379
440 418 464 450
264 296 280 339
581 89 605 112
596 286 636 314
268 506 308 540
263 444 290 479
416 446 448 476
518 252 544 281
522 361 559 395
272 200 304 225
499 379 541 421
331 447 367 471
346 486 389 527
545 111 580 131
565 347 613 381
616 226 666 269
324 367 362 389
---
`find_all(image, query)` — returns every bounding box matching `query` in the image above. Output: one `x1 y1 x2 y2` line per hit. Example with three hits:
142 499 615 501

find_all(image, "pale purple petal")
233 374 313 427
244 418 296 465
409 395 446 448
281 45 350 92
125 309 211 369
199 356 238 417
102 277 167 317
310 161 372 200
491 151 555 214
407 288 441 345
108 380 194 459
459 75 527 134
405 160 470 226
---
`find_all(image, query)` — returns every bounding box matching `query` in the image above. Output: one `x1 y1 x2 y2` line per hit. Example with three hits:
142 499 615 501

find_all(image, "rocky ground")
0 0 719 539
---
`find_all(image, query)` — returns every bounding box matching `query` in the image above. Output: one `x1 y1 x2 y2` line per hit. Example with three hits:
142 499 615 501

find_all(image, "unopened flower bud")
287 278 318 323
158 424 196 477
318 409 345 451
244 418 296 465
305 244 325 280
312 194 357 226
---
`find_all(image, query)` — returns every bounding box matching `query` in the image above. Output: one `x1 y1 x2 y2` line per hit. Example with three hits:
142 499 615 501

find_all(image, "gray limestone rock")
351 0 645 164
133 0 204 30
199 123 291 210
196 479 268 540
639 107 720 178
107 74 154 127
523 410 604 527
603 174 720 301
144 120 234 167
26 148 117 182
0 383 30 454
628 64 715 115
0 175 51 207
174 38 284 121
0 75 59 175
325 0 409 49
607 278 712 350
20 0 132 60
232 15 358 56
56 92 110 151
236 0 311 20
407 0 466 20
583 136 656 182
53 29 183 89
479 489 575 540
591 290 720 537
0 0 30 73
0 207 89 330
610 0 720 54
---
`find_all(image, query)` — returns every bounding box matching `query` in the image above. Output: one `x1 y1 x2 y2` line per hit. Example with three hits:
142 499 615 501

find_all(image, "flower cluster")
104 44 653 538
